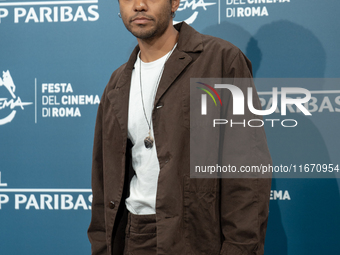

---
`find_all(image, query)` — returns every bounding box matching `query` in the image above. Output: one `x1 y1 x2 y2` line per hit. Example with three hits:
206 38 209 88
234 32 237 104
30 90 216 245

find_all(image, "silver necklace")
139 44 177 149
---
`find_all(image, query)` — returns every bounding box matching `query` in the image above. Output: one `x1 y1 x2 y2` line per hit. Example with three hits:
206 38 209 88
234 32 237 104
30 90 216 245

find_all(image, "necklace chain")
139 56 164 131
139 44 177 144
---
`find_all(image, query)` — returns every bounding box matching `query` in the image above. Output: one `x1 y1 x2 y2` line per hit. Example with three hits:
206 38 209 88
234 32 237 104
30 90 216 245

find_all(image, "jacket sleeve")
88 89 108 255
219 51 272 255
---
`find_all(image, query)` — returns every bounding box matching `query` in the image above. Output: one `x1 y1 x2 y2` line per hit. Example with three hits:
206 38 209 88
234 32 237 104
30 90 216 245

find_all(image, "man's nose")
133 0 147 11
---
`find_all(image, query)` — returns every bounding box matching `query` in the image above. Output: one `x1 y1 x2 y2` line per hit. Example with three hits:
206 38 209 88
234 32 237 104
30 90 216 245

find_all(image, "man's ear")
171 0 180 13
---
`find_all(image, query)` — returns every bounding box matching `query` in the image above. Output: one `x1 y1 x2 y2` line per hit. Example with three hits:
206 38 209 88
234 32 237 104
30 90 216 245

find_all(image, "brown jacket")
88 22 272 255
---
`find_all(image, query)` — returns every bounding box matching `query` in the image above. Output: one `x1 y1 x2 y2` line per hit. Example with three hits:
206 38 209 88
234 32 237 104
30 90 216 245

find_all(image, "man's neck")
137 24 179 63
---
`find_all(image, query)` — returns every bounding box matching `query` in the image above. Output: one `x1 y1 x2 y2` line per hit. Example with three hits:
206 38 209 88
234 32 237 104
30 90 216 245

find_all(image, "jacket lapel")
107 46 139 135
154 22 204 106
154 49 192 106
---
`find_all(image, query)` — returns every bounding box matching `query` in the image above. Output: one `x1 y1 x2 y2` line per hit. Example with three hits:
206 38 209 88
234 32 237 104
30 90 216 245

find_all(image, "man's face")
119 0 175 40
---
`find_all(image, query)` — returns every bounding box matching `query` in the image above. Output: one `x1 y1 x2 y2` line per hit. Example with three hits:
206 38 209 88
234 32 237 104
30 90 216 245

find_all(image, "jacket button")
109 201 115 209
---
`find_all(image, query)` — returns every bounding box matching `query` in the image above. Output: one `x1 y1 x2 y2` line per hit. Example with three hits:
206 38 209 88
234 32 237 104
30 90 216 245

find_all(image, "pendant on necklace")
144 130 154 149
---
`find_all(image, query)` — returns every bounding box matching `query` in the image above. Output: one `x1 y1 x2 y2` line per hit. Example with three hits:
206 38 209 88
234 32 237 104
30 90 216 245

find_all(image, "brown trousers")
124 212 157 255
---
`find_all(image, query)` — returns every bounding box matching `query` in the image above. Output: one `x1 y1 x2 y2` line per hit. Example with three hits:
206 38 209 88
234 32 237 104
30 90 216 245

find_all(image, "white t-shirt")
125 50 172 215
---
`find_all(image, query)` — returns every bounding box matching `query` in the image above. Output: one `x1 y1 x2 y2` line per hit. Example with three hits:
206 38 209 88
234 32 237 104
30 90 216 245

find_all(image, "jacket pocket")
183 176 221 255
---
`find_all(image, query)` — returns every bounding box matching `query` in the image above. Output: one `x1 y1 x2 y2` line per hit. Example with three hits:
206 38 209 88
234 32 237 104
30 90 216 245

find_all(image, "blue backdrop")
1 0 339 254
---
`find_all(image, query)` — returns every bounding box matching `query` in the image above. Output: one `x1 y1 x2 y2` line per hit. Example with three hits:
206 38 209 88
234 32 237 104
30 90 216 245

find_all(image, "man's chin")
130 28 157 40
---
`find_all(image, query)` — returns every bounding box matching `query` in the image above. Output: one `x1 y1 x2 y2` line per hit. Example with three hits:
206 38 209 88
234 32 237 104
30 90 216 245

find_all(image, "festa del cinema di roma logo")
196 82 312 128
0 70 32 125
174 0 216 24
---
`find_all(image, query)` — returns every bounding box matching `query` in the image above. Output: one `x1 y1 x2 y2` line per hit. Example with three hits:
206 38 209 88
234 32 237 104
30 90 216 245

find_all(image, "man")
88 0 272 253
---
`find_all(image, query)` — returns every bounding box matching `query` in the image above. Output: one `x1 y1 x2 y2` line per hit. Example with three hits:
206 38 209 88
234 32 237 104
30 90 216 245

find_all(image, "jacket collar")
174 22 204 53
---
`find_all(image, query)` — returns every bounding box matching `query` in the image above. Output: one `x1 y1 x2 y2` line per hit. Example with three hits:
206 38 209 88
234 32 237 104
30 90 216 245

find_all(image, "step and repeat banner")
1 0 339 254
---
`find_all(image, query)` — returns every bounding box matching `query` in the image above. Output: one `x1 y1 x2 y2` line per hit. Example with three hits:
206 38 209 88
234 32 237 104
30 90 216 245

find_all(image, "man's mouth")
131 15 153 25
